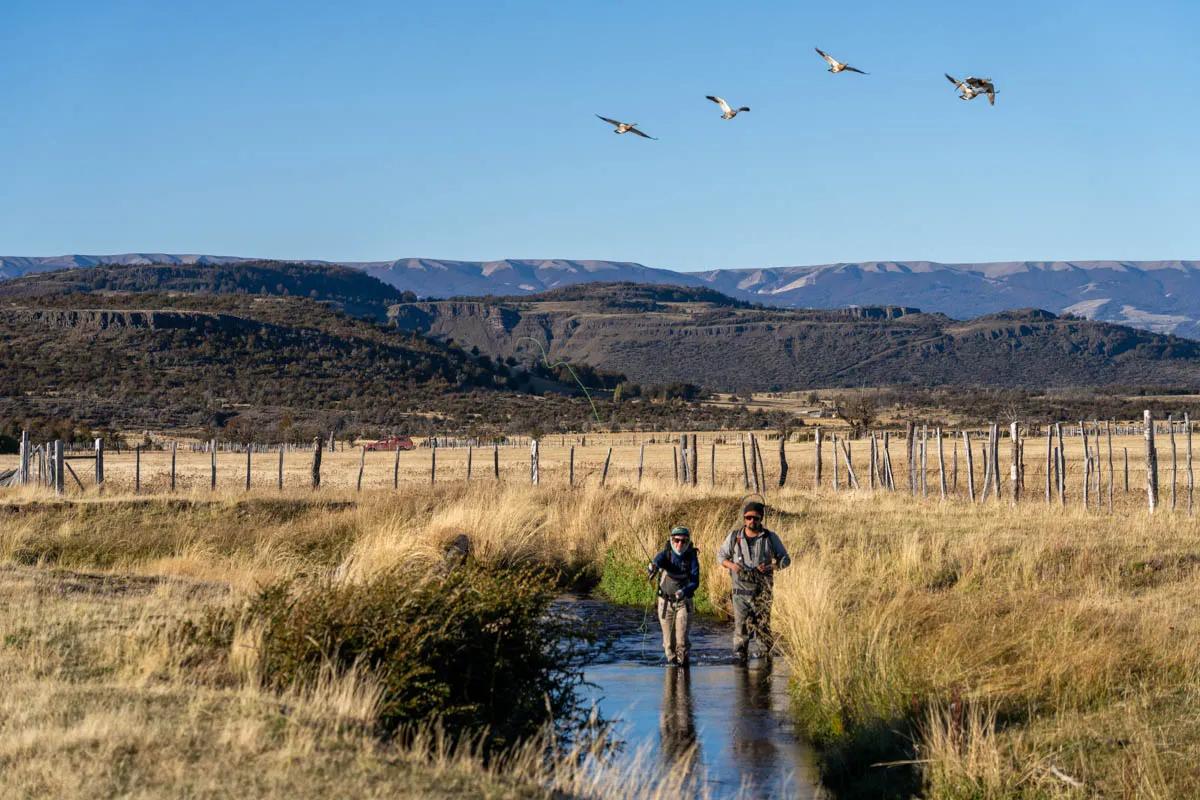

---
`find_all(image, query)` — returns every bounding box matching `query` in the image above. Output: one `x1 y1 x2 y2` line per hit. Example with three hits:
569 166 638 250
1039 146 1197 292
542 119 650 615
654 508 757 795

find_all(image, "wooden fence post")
569 445 575 487
431 440 438 485
1106 421 1114 513
691 434 698 487
1084 422 1094 503
1124 447 1129 493
94 438 104 488
963 431 976 502
1044 424 1053 504
1145 410 1159 513
831 435 840 491
466 444 473 482
869 435 877 491
991 424 1002 502
638 443 645 486
950 436 958 492
905 422 917 496
493 443 500 481
1010 422 1020 503
920 426 928 498
135 445 142 494
312 437 322 489
530 439 539 486
750 435 762 493
210 439 217 491
357 446 366 492
1055 423 1066 505
883 432 895 490
19 430 30 485
54 440 64 495
600 447 612 487
1186 413 1194 516
814 427 823 489
937 428 947 500
840 438 859 489
1083 451 1092 509
278 447 285 491
981 441 992 503
673 446 680 483
245 446 251 492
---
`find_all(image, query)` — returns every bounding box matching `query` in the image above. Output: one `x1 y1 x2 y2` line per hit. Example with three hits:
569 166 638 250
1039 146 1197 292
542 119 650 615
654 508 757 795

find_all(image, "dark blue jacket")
651 544 701 599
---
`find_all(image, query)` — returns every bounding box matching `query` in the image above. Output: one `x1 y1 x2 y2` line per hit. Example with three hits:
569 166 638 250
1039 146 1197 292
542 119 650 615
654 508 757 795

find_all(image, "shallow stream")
568 597 823 799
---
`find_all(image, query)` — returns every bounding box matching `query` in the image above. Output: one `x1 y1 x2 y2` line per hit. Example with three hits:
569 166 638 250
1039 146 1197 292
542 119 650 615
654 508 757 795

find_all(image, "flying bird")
815 48 867 74
945 74 997 105
705 95 750 120
595 115 657 139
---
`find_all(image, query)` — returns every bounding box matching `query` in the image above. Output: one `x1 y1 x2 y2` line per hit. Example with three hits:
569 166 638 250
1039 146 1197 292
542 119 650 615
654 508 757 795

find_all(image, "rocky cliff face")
389 289 1200 392
2 308 253 333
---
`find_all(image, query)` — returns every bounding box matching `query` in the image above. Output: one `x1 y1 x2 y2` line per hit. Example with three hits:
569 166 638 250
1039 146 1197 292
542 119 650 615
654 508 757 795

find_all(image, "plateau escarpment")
390 284 1200 392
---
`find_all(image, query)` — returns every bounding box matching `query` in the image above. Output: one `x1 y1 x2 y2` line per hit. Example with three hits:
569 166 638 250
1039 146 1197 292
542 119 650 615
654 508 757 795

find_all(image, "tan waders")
657 595 692 665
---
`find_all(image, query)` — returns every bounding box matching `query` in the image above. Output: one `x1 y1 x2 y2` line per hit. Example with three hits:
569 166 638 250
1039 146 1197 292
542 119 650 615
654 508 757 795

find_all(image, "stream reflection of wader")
733 661 778 767
659 665 700 766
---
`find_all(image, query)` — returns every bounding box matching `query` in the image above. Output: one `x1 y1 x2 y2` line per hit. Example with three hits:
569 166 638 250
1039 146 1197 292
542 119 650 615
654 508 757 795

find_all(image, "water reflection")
575 594 822 799
659 665 699 765
732 660 784 776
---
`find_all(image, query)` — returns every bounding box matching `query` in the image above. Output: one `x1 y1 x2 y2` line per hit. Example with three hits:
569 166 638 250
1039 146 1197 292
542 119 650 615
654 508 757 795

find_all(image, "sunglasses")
744 515 762 522
671 536 688 543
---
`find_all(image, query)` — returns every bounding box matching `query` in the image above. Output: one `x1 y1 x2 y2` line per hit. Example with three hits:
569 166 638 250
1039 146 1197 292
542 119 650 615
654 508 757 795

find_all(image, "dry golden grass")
769 494 1200 798
3 469 1199 798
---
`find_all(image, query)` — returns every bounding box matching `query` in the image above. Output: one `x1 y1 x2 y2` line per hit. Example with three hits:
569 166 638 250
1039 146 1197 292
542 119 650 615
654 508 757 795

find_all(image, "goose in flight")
595 115 657 139
705 95 751 120
815 48 867 74
945 74 996 105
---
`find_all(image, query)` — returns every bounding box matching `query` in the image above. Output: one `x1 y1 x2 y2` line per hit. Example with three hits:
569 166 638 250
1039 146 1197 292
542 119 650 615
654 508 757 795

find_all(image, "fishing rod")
631 528 664 659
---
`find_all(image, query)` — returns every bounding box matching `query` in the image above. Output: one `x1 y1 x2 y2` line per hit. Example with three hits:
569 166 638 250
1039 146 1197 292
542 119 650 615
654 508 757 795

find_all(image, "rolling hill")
0 270 761 436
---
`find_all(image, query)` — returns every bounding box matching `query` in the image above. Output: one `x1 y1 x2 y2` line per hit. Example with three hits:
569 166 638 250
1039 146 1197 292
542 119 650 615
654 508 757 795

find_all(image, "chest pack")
657 548 697 599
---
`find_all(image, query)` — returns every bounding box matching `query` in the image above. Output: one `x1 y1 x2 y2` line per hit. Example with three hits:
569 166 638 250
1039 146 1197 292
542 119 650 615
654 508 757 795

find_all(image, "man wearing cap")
647 526 701 666
718 501 791 662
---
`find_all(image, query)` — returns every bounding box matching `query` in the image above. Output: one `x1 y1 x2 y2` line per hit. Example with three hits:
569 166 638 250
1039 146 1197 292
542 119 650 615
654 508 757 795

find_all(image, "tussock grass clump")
224 565 592 748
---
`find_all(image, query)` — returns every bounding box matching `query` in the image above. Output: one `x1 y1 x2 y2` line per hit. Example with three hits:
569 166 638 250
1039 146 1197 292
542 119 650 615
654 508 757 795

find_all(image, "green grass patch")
597 546 717 616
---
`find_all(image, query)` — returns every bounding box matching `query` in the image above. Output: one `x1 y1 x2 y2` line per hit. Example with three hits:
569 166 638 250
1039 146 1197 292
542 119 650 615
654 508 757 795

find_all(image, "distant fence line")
9 413 1196 516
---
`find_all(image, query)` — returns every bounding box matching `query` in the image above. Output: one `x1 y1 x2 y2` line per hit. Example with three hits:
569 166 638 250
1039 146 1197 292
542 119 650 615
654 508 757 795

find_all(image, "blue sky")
2 0 1197 270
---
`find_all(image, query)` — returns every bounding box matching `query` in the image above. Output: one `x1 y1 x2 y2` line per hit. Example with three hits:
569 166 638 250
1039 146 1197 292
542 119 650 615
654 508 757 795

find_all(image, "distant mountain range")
3 253 1199 339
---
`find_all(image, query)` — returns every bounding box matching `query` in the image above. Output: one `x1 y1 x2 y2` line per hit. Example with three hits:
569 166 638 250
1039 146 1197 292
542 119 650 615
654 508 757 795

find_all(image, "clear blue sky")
2 0 1197 270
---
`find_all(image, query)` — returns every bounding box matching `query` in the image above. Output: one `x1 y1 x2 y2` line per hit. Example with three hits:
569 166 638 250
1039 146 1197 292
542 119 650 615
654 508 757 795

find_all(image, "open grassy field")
2 471 1199 797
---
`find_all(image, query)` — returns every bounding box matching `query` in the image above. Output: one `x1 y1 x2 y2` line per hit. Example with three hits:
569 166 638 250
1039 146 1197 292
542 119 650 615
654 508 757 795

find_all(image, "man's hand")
673 590 685 602
646 563 656 579
756 563 775 575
